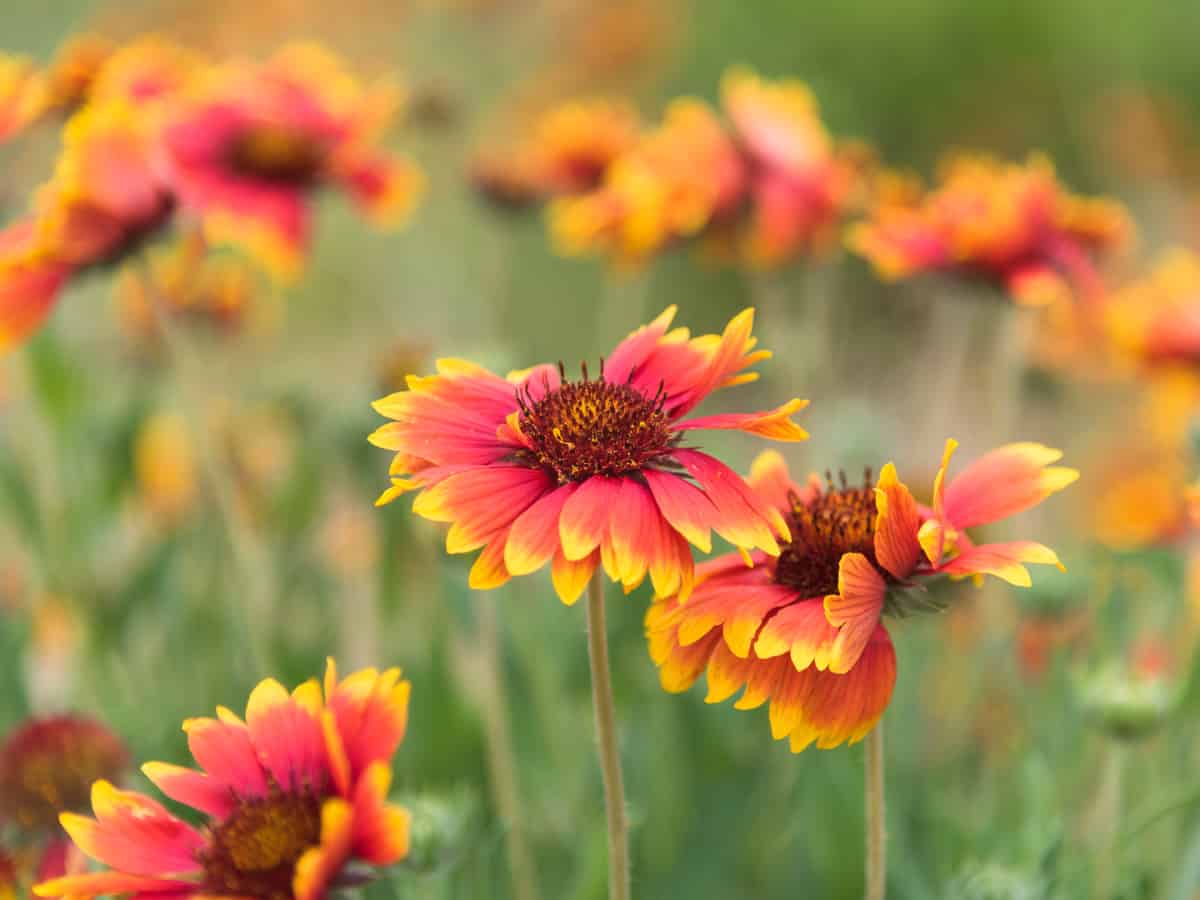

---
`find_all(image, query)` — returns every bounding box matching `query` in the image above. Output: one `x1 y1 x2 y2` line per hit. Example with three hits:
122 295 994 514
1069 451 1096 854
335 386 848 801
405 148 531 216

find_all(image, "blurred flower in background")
1078 637 1181 741
848 152 1131 306
161 43 422 280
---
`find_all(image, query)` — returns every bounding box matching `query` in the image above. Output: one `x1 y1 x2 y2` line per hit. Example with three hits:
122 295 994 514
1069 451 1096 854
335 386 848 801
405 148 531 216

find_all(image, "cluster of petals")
1104 248 1200 368
160 43 423 280
531 67 867 267
847 153 1132 306
471 98 642 206
370 306 809 604
647 440 1077 751
36 659 412 900
0 100 171 352
115 232 257 342
0 38 422 353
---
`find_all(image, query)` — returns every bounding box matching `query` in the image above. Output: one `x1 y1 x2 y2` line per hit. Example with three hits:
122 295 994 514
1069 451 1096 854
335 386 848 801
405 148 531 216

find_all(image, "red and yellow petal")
323 659 410 781
551 547 599 606
674 397 810 441
753 599 838 672
872 462 922 580
823 553 887 674
292 797 354 900
34 872 192 898
942 441 1079 529
60 782 204 877
182 715 269 798
504 483 577 576
244 677 327 794
936 540 1064 587
140 762 235 819
349 762 410 865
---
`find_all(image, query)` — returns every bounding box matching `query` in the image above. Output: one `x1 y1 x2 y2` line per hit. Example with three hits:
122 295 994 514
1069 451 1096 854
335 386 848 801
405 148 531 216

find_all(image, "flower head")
36 659 411 900
370 307 807 603
161 43 422 279
0 100 173 351
0 715 129 832
549 99 746 265
647 440 1075 750
848 153 1131 305
720 67 869 266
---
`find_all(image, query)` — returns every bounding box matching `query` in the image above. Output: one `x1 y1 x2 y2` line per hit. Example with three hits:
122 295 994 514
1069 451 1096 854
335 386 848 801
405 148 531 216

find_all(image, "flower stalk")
865 720 886 900
586 570 631 900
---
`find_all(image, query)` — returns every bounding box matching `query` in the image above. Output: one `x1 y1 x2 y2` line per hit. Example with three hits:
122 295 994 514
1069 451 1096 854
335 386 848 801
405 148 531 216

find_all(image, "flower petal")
936 540 1065 587
872 462 922 580
943 442 1079 529
674 398 809 441
504 483 577 576
824 553 887 674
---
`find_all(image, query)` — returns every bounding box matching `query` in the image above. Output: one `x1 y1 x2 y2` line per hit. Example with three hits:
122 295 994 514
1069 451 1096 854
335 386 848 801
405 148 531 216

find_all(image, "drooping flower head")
370 307 808 603
549 99 746 265
0 714 129 833
0 99 173 351
161 43 422 279
719 67 870 266
647 440 1076 750
848 153 1131 306
36 659 411 900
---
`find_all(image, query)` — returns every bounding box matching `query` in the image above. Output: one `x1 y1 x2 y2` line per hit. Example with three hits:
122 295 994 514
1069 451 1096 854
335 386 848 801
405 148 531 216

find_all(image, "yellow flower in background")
134 413 200 526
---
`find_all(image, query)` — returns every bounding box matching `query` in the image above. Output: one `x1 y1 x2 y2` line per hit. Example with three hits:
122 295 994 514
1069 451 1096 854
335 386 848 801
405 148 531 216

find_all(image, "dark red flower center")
516 363 674 483
200 787 322 900
228 125 326 184
0 716 129 831
774 472 877 597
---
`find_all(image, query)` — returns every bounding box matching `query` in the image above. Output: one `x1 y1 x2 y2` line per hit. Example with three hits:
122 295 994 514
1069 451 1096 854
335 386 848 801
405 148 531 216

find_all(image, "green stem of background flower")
586 569 631 900
865 720 887 900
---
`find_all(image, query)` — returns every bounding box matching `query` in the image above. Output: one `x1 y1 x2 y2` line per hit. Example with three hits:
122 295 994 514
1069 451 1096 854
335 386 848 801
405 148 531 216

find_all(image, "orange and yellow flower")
848 152 1131 306
470 98 641 208
720 67 869 266
370 306 808 604
36 659 411 900
0 100 173 351
161 43 422 280
549 98 746 265
647 440 1076 750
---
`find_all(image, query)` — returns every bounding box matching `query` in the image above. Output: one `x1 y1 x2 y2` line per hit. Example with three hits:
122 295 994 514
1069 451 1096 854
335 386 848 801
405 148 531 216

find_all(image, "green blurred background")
2 1 1199 898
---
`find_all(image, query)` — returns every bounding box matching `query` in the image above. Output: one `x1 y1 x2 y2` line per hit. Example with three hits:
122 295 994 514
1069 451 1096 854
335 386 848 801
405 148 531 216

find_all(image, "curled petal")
824 553 887 674
872 462 922 579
